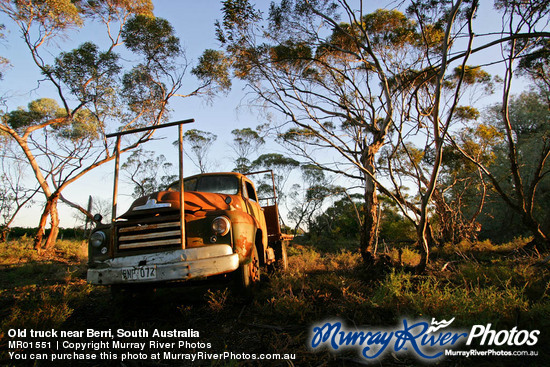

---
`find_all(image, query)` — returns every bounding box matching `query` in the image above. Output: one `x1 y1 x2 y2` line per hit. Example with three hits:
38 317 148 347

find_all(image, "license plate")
121 266 157 281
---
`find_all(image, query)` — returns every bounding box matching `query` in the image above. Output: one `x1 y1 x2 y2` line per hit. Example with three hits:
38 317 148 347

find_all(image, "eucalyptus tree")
181 129 218 173
203 1 423 263
251 153 299 201
287 164 337 235
197 0 550 269
454 90 550 245
0 0 224 250
381 62 496 247
198 0 477 268
449 1 550 249
230 127 265 173
0 139 39 241
121 148 177 199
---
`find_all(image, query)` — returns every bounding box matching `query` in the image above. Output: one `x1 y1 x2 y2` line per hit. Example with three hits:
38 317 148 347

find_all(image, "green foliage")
310 196 361 241
251 153 299 171
118 14 186 126
192 49 232 92
121 65 165 116
3 98 100 141
216 0 260 44
452 65 492 85
519 38 550 99
300 164 323 182
231 127 264 146
362 9 418 48
372 270 529 326
13 0 84 30
52 42 121 103
321 7 443 60
279 127 320 143
4 98 61 130
269 40 312 71
183 129 217 146
454 105 480 120
474 91 550 242
508 91 550 137
122 15 181 65
87 0 153 18
309 192 417 248
444 65 494 93
379 205 416 243
54 108 100 141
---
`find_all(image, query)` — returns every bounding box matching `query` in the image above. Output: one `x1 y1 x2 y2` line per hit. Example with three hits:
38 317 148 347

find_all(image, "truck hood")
120 191 234 219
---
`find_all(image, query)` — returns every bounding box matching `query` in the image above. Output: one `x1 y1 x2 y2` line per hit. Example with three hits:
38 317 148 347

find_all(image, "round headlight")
212 216 231 236
90 231 106 248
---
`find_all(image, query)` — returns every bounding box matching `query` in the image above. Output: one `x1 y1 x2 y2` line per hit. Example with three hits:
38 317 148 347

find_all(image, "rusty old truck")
87 120 290 290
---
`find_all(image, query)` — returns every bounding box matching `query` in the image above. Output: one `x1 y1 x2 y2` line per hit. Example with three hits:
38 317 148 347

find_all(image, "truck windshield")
171 175 239 195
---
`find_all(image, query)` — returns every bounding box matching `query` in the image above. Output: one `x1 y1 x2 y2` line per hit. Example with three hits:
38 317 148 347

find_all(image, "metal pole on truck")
178 123 186 248
106 119 195 251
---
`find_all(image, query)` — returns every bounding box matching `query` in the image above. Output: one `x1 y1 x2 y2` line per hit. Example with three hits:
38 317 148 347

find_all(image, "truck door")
243 180 261 220
243 180 267 244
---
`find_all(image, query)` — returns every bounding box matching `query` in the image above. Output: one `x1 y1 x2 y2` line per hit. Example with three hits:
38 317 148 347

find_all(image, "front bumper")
87 244 239 285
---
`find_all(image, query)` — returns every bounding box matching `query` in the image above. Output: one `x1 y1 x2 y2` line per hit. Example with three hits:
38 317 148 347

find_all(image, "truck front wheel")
238 245 260 289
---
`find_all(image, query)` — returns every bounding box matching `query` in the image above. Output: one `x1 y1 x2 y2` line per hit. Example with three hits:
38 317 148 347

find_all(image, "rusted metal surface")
117 219 182 251
119 222 181 233
235 233 253 260
119 238 181 250
264 205 281 238
121 191 234 217
120 230 181 242
110 136 121 257
178 123 185 249
280 234 294 241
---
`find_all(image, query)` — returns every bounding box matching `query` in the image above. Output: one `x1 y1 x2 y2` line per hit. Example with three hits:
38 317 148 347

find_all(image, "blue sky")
1 1 269 227
0 1 535 228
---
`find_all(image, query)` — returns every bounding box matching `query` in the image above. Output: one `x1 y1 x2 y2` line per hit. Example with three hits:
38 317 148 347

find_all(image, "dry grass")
0 237 548 366
0 238 90 342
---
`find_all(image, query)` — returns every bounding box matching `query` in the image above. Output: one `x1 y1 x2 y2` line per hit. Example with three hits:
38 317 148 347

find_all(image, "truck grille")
117 221 182 250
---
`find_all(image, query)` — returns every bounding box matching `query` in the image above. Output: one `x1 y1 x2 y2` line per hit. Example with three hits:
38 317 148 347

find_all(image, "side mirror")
93 213 103 224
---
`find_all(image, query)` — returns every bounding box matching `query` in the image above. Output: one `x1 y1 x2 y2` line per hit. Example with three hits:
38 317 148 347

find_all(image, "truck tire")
273 240 288 272
238 245 260 289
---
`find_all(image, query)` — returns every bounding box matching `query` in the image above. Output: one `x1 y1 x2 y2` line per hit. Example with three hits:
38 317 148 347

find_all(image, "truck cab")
87 171 287 288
